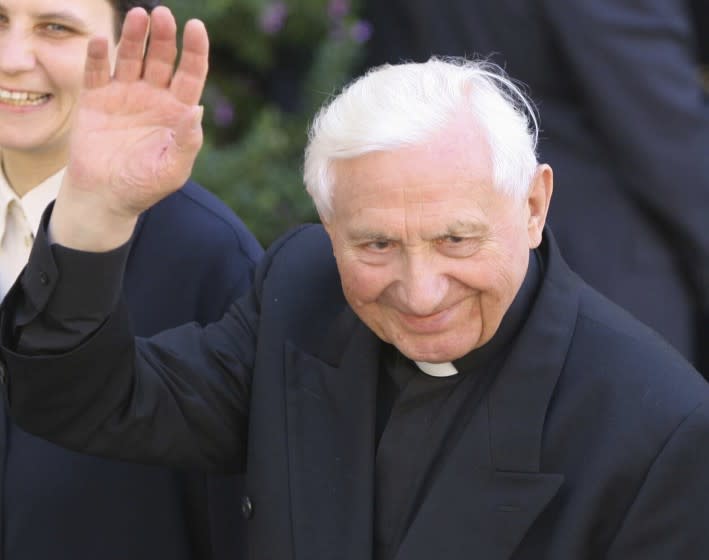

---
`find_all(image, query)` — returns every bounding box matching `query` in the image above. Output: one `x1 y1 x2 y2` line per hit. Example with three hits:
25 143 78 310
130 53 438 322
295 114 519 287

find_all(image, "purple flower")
328 0 350 20
259 2 289 35
213 97 235 128
350 20 373 44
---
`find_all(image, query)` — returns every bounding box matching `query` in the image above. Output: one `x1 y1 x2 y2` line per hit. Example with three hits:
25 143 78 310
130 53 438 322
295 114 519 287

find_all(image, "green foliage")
164 0 368 245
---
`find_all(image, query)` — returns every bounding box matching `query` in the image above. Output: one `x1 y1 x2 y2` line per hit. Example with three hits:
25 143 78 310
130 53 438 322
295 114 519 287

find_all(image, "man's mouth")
0 88 52 107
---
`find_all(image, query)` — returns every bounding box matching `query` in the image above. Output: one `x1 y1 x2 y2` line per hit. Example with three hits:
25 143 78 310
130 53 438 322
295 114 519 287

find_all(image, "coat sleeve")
542 0 709 310
606 400 709 557
0 212 290 475
1 286 260 474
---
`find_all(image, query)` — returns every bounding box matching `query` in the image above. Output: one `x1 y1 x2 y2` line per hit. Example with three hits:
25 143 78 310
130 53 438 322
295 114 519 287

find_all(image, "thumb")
174 105 204 155
165 105 204 183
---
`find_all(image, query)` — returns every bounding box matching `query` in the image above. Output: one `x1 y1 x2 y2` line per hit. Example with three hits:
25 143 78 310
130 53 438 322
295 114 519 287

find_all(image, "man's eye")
438 235 469 246
366 240 392 251
436 235 478 256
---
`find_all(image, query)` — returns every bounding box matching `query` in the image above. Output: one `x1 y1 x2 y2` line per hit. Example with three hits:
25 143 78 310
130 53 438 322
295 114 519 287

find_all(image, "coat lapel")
395 234 578 559
285 308 380 560
394 401 564 560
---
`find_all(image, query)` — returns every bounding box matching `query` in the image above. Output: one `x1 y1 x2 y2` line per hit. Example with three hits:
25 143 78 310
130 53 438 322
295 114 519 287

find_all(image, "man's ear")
526 164 553 249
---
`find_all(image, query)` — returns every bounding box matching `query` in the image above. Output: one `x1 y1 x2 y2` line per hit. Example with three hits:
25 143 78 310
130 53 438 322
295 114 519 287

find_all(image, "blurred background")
166 0 370 245
166 0 706 249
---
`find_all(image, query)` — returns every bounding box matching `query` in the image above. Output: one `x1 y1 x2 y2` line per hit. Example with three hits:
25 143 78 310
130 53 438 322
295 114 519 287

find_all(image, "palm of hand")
50 7 208 250
68 80 198 217
61 7 208 221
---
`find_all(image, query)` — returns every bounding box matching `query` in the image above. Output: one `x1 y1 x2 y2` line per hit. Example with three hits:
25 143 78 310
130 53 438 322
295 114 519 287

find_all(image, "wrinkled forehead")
327 149 516 245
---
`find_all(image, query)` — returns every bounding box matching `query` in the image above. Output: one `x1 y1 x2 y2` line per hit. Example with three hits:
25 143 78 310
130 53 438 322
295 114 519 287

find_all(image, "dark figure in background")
364 0 709 373
693 0 709 90
0 0 261 558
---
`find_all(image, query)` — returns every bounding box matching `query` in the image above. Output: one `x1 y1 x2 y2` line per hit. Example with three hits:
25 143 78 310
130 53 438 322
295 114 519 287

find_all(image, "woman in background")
0 1 260 558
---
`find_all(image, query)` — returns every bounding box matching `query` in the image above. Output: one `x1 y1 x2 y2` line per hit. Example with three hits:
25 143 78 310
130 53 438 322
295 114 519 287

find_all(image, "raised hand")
52 7 209 251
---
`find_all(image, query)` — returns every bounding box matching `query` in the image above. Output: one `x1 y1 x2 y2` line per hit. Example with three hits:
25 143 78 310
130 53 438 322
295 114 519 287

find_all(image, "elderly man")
2 7 709 560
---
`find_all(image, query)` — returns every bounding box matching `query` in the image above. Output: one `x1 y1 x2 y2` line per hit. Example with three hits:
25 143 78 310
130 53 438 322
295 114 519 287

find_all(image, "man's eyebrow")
440 220 488 236
345 221 488 243
346 228 394 242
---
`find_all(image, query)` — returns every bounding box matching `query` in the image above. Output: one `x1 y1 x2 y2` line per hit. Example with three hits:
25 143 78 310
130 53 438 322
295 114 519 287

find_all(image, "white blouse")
0 165 64 300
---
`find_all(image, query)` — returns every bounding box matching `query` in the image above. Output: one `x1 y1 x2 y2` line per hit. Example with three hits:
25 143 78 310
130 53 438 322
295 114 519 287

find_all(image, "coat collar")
488 230 579 473
284 228 578 560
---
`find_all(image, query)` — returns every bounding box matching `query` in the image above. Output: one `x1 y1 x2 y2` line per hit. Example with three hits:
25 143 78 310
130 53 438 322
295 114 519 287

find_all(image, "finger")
142 6 178 89
114 8 151 82
84 38 111 89
170 19 209 106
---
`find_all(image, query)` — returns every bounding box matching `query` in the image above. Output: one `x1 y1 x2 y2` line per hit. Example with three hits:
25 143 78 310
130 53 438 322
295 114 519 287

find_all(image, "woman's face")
0 0 117 156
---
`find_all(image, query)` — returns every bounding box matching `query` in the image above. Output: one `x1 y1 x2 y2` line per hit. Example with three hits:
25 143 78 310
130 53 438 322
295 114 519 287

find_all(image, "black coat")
364 0 709 370
3 224 709 559
692 0 709 65
0 181 262 559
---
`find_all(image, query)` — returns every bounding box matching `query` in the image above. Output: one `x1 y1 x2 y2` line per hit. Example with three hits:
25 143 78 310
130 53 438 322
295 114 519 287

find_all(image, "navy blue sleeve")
1 203 131 354
0 207 306 473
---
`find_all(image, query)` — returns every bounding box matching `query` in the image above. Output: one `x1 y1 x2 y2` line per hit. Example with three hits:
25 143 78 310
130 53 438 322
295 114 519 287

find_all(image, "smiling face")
0 0 117 160
323 119 552 363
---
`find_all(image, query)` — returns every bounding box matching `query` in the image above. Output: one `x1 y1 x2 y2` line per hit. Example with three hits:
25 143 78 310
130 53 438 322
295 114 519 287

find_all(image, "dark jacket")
0 181 262 559
692 0 709 66
364 0 709 371
2 224 709 559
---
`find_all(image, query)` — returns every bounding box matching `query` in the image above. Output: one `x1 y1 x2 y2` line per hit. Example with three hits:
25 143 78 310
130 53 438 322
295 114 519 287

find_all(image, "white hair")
304 57 540 222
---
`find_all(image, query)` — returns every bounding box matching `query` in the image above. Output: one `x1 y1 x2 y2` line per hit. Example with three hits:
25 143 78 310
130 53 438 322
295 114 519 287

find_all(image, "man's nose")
397 256 448 316
0 32 36 74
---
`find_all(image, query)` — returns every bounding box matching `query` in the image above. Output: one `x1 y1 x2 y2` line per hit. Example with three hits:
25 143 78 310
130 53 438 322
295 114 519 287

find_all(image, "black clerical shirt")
374 251 542 560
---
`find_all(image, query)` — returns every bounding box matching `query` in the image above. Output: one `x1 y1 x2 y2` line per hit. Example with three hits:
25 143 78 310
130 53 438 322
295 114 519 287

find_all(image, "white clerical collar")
415 361 459 377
